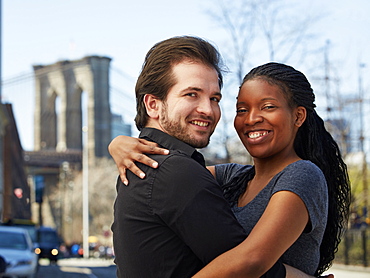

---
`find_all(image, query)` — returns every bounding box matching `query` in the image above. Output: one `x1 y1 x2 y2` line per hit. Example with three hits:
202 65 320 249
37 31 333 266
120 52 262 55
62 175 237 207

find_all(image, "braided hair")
242 62 351 276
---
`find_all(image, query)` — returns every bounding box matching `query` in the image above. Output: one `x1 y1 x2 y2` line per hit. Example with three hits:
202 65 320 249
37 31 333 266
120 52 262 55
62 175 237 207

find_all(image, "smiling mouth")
248 131 269 139
191 120 209 127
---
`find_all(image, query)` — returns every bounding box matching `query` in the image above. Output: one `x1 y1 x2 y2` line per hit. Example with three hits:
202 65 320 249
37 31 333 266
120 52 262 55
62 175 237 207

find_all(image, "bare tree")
60 158 117 246
203 0 321 163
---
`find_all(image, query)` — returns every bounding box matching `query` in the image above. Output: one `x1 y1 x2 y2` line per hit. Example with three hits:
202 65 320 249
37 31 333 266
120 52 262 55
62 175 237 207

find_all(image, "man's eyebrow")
181 86 203 92
181 87 222 95
214 92 222 99
179 87 222 99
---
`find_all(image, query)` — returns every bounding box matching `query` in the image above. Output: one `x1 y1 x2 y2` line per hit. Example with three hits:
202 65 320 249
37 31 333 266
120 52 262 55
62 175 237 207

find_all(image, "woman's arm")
108 135 169 185
193 190 309 278
109 136 217 184
207 166 216 177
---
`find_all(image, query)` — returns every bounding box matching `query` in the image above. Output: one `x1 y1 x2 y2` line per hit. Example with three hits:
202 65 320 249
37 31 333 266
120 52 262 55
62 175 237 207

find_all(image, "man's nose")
196 98 213 115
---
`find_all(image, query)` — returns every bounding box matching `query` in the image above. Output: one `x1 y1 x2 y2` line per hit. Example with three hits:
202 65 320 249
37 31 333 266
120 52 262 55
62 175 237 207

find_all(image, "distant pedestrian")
0 255 6 274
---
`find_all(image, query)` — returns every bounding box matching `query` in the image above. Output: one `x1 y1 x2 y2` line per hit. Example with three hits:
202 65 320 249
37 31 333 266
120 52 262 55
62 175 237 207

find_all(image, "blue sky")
2 0 370 151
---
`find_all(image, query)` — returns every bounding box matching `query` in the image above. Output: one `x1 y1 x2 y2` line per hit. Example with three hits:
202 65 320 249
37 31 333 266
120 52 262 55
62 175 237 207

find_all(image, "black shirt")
112 128 247 277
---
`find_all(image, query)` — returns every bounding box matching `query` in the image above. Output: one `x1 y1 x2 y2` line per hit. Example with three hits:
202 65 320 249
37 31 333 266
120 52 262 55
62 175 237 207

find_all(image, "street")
36 259 370 278
37 258 116 278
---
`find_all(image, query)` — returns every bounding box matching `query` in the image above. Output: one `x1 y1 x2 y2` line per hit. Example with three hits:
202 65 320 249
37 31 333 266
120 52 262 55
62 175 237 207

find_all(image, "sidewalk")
54 259 370 277
44 257 115 267
323 264 370 278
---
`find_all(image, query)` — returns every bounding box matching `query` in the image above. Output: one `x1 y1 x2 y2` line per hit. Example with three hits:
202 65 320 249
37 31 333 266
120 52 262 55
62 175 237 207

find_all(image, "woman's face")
234 78 305 160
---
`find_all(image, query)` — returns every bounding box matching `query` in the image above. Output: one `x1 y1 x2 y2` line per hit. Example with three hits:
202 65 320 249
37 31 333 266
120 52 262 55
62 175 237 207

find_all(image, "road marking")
60 266 98 278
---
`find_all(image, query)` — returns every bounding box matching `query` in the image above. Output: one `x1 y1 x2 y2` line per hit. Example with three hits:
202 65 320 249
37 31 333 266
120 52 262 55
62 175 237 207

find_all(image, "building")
1 104 31 223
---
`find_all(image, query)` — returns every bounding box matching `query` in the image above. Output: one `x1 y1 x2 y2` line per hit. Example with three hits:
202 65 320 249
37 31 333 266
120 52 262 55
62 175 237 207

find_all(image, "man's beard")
160 104 211 148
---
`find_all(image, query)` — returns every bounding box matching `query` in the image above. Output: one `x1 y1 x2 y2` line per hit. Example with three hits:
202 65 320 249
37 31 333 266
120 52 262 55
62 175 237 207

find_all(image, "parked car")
15 224 37 245
34 226 61 263
0 219 37 244
0 226 38 278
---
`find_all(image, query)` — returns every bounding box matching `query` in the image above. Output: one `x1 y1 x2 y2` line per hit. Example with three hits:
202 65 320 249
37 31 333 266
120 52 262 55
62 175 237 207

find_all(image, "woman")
109 62 350 277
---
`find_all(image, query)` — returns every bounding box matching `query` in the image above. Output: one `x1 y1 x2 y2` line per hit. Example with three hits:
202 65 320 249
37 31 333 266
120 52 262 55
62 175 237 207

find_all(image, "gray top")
215 160 328 275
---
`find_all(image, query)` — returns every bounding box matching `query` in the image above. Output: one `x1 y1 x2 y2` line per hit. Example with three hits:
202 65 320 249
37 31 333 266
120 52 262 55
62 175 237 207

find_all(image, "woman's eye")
264 105 276 110
236 108 247 113
211 97 221 103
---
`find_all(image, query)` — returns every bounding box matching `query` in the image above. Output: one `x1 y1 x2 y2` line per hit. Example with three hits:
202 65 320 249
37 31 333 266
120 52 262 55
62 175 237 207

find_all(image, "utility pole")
82 125 89 258
324 40 332 120
0 0 4 223
322 40 348 155
358 63 368 220
0 0 2 101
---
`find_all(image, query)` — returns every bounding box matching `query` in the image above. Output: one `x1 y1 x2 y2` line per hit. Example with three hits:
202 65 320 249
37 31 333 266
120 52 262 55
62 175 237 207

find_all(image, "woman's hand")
108 135 169 185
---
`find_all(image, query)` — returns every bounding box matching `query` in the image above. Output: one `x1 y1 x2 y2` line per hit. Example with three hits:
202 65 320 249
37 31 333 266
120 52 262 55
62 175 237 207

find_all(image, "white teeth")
248 131 268 139
192 121 209 127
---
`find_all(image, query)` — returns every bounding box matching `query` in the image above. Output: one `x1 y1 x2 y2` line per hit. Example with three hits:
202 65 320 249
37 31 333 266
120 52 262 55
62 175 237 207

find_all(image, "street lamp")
82 125 89 258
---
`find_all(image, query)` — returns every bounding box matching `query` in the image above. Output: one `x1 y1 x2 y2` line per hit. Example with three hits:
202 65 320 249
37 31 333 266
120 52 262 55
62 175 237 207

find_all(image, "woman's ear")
295 106 307 127
144 94 161 119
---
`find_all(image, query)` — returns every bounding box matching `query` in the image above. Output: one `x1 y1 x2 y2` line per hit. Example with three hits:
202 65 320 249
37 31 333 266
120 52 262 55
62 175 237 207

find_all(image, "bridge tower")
33 56 112 161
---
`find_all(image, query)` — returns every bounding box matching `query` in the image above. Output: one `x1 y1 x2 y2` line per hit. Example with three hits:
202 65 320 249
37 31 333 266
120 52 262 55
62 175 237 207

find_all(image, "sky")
1 0 370 152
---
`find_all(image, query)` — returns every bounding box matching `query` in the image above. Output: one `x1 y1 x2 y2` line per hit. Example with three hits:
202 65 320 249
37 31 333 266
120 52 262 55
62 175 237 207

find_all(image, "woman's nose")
244 109 263 125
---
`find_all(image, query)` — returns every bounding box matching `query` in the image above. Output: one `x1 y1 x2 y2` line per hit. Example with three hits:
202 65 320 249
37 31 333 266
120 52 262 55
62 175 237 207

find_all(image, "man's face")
158 60 222 148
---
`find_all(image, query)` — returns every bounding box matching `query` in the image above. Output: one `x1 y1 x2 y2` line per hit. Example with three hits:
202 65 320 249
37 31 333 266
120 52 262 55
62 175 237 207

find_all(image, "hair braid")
243 62 351 275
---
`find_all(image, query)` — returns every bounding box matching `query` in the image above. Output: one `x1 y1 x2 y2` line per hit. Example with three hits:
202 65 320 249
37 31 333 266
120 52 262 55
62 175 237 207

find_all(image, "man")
111 36 326 278
113 36 281 278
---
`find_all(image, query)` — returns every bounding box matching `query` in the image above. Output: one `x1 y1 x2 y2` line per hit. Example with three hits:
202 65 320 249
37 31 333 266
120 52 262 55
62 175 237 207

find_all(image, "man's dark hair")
134 36 225 130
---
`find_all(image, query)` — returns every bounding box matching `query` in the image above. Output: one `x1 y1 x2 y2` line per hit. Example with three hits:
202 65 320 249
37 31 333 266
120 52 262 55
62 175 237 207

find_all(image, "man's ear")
294 106 307 127
144 94 161 119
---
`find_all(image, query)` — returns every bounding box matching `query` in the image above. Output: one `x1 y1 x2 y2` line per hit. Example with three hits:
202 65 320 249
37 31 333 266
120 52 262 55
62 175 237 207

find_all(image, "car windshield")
0 231 28 250
19 225 37 242
39 231 59 244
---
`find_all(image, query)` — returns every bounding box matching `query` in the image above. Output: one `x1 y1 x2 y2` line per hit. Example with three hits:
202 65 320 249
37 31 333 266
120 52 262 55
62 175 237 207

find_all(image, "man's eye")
211 97 220 103
236 108 247 113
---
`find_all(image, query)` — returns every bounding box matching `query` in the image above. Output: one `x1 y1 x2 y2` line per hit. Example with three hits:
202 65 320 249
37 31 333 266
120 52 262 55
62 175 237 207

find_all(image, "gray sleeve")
271 161 328 232
214 163 250 187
